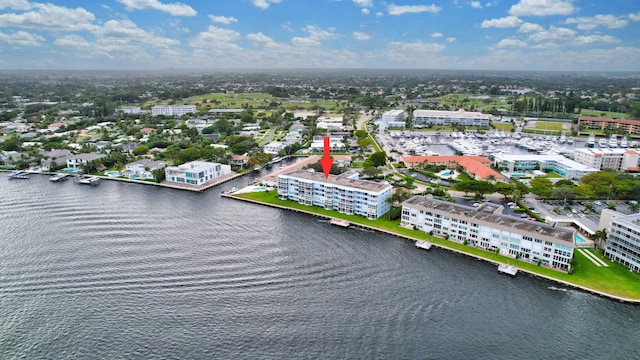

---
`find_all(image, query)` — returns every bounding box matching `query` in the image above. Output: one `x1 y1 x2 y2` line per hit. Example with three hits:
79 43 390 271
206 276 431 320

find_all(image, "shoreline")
223 191 640 304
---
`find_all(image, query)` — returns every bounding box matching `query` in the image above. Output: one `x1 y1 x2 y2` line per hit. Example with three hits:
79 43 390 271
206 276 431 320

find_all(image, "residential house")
66 153 107 171
125 159 167 179
165 161 231 186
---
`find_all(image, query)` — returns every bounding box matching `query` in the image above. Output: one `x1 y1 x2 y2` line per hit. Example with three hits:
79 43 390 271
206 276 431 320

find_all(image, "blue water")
441 171 451 177
576 234 588 244
511 173 527 177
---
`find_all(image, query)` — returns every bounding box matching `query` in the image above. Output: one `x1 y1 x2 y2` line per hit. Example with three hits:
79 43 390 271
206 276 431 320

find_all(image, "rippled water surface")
1 175 638 359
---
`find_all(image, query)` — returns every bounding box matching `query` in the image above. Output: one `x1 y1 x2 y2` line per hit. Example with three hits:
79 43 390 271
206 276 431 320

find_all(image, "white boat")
598 139 607 148
49 173 69 182
415 240 432 250
559 132 566 143
329 218 350 227
587 133 595 148
609 134 618 148
567 136 574 145
498 264 518 276
7 170 29 179
76 175 101 185
620 137 628 148
630 141 639 148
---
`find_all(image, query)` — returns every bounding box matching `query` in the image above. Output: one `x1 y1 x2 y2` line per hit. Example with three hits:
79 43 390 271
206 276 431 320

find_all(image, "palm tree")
584 203 596 214
629 202 640 213
592 229 607 250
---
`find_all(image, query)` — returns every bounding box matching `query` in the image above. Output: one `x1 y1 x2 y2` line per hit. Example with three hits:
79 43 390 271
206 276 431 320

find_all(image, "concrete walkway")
578 249 609 267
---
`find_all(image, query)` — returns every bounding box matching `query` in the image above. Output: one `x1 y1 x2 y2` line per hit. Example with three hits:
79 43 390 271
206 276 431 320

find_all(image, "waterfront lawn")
235 191 640 300
491 122 514 132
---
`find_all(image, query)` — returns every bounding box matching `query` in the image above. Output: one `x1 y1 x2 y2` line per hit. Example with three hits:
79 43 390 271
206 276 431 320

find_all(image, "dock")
49 173 69 182
415 240 432 250
329 218 350 227
7 170 30 179
498 264 518 276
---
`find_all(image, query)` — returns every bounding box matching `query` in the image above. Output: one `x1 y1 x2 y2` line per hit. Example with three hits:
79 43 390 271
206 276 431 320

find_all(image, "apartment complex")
380 110 406 130
493 154 599 180
277 170 392 219
316 116 345 131
401 196 575 271
605 213 640 273
412 109 491 127
151 105 197 117
403 155 505 181
573 148 640 172
578 116 640 136
165 161 231 186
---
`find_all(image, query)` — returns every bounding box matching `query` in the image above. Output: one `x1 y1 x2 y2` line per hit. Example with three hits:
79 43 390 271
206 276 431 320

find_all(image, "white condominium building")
605 214 640 273
316 116 345 131
152 105 197 117
165 161 231 186
493 154 598 180
380 110 406 130
412 109 491 127
573 148 640 172
118 106 141 114
401 196 575 271
277 170 392 219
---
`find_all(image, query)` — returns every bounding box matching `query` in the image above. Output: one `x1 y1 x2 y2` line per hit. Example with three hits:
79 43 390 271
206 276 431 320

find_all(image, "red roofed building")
402 155 505 181
578 116 640 136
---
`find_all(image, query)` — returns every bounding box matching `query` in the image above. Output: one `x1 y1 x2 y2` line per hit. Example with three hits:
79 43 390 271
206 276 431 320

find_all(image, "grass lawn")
545 172 564 178
235 190 640 301
534 121 565 131
491 122 514 132
580 109 627 119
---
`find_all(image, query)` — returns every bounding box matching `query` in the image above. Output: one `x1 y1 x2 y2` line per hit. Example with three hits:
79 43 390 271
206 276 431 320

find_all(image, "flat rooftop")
280 170 392 193
494 154 597 172
403 196 575 245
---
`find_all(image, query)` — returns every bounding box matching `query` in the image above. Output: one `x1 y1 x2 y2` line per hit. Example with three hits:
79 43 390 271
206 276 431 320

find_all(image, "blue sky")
0 0 639 71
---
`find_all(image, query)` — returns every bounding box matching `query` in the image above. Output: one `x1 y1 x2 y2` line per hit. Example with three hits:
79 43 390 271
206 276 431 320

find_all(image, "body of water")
1 175 638 359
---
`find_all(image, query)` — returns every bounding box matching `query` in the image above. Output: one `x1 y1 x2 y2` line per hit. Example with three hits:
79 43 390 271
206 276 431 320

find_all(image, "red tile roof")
402 155 504 180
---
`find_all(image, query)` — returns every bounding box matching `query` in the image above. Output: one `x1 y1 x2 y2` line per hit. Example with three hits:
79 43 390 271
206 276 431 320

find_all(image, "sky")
0 0 639 71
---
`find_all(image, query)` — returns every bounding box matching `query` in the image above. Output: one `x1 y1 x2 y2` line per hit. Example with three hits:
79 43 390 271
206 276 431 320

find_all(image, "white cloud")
386 40 445 53
353 31 371 40
252 0 281 9
0 30 43 46
190 25 240 46
117 0 196 16
382 41 448 67
509 0 575 17
54 34 90 48
481 16 523 28
527 26 575 43
0 3 97 31
518 22 544 33
289 25 340 47
574 35 620 46
247 32 274 43
565 14 628 30
376 11 384 17
0 0 31 11
208 15 238 24
445 37 456 42
353 0 373 7
387 4 441 16
431 32 443 38
630 12 640 22
361 8 370 15
470 1 482 9
497 38 528 48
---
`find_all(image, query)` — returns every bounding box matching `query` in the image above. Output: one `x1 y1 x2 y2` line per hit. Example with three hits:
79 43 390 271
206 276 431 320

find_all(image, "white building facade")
277 171 392 219
493 154 599 180
380 110 406 130
605 214 640 273
573 148 640 172
125 159 167 179
165 161 231 185
316 116 345 131
263 141 285 155
412 109 491 127
401 196 575 271
151 105 197 117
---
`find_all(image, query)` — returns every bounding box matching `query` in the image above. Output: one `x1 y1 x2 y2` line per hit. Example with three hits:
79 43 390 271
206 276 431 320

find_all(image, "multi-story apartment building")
151 105 197 117
412 109 491 127
380 110 406 130
573 148 640 172
493 154 599 180
118 106 141 114
165 161 231 186
401 196 575 271
277 170 392 219
316 116 345 131
578 116 640 136
605 213 640 273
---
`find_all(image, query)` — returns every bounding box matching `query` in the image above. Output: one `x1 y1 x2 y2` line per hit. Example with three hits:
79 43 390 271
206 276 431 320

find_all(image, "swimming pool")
511 173 527 177
575 234 588 244
441 171 451 177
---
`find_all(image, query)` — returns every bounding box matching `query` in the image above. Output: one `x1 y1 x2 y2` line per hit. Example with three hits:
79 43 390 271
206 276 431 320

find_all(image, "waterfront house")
277 170 392 219
264 141 285 155
401 196 575 271
66 153 107 171
230 154 250 169
125 159 167 179
165 161 231 186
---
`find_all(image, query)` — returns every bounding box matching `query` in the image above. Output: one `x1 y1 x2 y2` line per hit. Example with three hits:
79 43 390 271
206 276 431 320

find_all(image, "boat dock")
7 170 30 179
415 240 432 250
49 173 69 182
498 264 518 276
329 218 350 227
76 175 101 185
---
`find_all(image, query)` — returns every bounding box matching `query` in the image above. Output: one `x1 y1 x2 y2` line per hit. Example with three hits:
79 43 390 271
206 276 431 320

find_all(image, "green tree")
495 182 517 201
178 147 201 163
551 187 576 202
530 177 553 197
368 151 387 167
132 145 149 156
